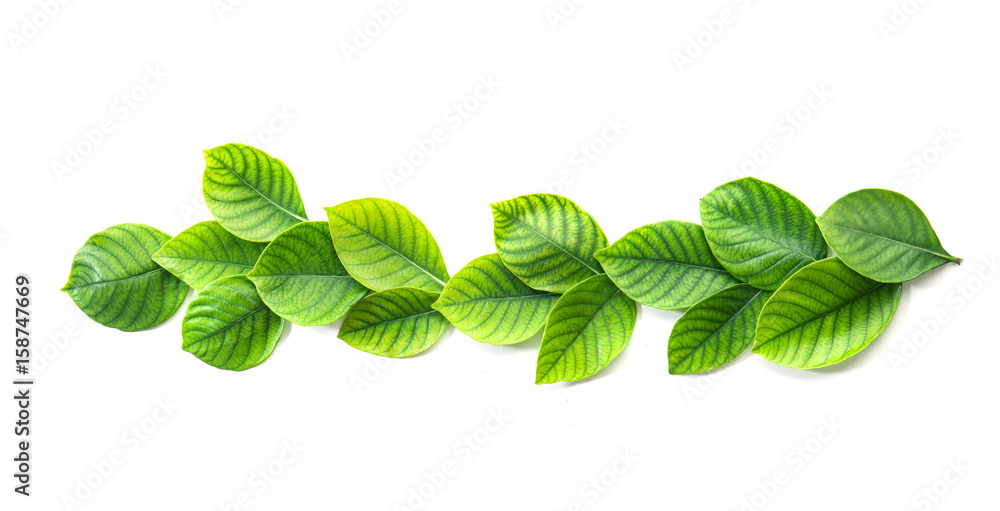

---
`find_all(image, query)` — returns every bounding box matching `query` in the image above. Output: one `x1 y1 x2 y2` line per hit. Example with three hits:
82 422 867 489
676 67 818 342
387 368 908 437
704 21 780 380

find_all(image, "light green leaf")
152 220 267 290
668 284 772 374
181 275 285 371
203 143 308 242
535 274 636 384
62 223 188 332
817 188 960 283
753 258 902 369
595 220 741 310
326 198 449 293
700 177 827 290
247 221 368 326
492 194 608 293
433 254 560 345
339 287 448 357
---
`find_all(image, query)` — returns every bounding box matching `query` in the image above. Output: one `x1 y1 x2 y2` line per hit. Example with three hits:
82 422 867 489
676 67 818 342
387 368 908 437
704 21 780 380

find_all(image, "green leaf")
433 254 560 345
491 194 608 293
325 198 449 293
668 284 772 374
62 223 189 332
816 188 960 283
247 221 368 326
535 274 636 384
152 220 267 290
595 220 741 310
202 143 308 242
181 275 285 371
338 287 448 357
753 258 902 369
700 177 827 290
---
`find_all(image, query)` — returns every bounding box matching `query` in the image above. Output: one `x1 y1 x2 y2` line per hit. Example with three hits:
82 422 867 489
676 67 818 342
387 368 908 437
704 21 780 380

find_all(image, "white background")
2 1 999 510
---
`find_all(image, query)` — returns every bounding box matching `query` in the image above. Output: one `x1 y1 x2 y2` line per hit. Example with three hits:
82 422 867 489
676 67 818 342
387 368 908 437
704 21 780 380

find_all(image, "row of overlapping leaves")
63 144 960 383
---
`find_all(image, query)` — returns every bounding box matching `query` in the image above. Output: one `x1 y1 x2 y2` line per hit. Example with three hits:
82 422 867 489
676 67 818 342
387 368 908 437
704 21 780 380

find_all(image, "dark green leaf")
700 177 826 290
817 188 960 282
668 284 771 374
339 287 448 357
753 258 902 368
492 194 608 293
63 223 188 332
535 274 636 384
596 220 741 310
152 220 266 290
248 221 368 326
181 275 285 371
434 254 559 345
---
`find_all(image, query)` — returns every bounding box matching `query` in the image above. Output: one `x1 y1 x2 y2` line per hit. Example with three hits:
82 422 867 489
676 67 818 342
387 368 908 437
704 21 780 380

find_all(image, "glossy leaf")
62 223 188 332
668 284 772 374
326 198 449 293
203 143 308 242
152 220 266 290
338 287 448 357
817 188 960 283
433 254 560 345
181 275 285 371
492 194 608 293
700 177 827 290
247 221 368 326
596 220 741 310
753 258 902 369
535 274 636 384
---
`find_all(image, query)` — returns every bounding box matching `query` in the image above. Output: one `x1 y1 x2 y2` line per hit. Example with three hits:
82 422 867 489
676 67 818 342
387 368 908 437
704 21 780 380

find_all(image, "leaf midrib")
188 305 268 347
675 289 764 368
817 219 957 262
538 286 623 381
703 200 818 261
597 254 731 274
344 310 440 335
495 208 602 275
755 283 890 349
154 255 255 266
207 151 307 222
436 293 555 309
330 210 447 289
64 267 167 291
